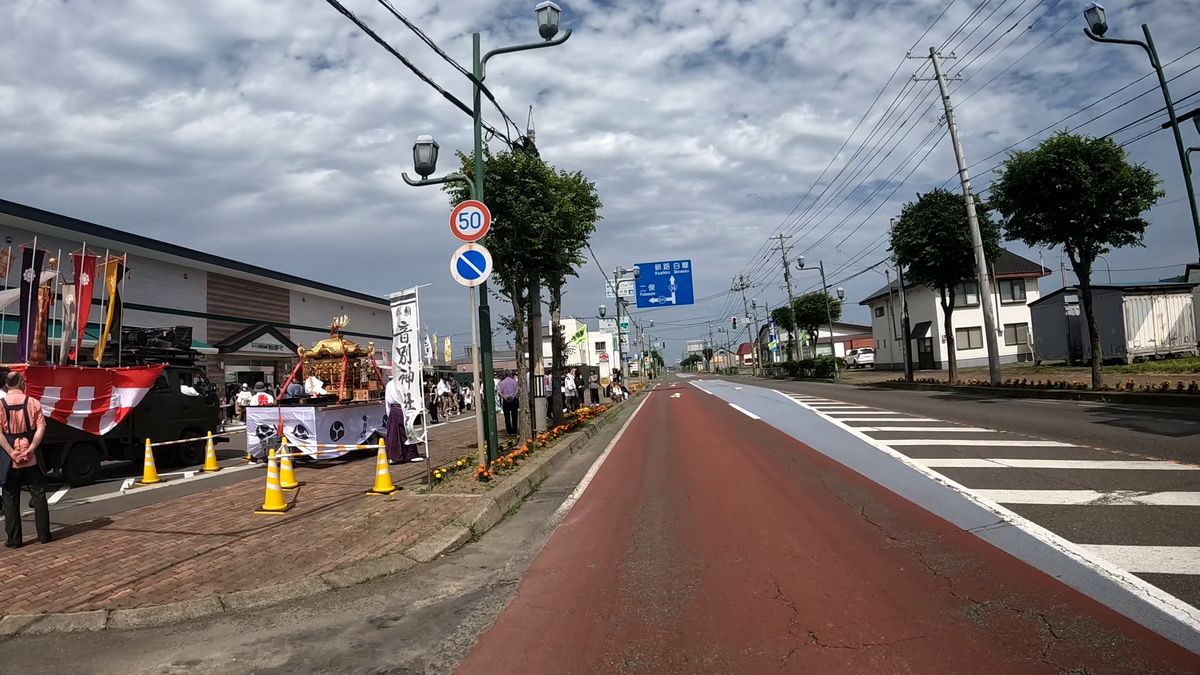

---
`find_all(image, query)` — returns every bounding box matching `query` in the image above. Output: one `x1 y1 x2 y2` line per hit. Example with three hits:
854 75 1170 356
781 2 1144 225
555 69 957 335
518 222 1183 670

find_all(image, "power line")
955 4 1072 107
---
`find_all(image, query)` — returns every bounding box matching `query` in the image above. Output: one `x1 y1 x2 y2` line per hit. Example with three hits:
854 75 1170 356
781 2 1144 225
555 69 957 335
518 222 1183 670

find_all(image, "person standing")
436 375 452 418
284 377 305 400
384 377 422 465
498 371 520 436
424 376 440 425
588 370 600 406
250 382 275 407
564 369 577 411
0 371 51 548
235 383 252 421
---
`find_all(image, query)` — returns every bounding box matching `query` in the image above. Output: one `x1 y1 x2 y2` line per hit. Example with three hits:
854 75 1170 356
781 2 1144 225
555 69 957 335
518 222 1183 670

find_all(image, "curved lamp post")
1083 2 1200 256
795 256 841 380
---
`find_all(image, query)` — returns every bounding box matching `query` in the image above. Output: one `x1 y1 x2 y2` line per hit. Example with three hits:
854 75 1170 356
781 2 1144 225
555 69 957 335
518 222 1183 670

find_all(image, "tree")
702 346 714 372
989 131 1162 389
680 354 702 370
791 292 842 358
770 306 796 361
891 188 1000 383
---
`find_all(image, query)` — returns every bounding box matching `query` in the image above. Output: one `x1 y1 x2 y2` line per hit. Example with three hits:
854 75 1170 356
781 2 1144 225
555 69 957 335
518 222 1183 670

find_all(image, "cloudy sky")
1 0 1197 360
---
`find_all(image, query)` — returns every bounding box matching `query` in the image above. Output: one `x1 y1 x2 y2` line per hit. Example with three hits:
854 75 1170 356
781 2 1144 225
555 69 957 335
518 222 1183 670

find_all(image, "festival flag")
423 332 433 364
92 256 124 363
444 336 451 364
569 324 588 347
31 283 51 366
0 248 14 280
71 250 98 361
16 246 46 363
59 285 76 365
14 364 166 436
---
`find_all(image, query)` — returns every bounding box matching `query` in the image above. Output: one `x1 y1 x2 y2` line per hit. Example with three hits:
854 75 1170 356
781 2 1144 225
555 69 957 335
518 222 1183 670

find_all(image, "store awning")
214 323 298 358
909 321 932 339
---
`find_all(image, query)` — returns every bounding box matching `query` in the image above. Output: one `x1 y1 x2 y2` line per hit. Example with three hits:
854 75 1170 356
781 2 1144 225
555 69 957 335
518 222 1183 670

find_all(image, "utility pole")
733 275 759 376
771 234 796 361
920 47 1001 385
889 218 913 381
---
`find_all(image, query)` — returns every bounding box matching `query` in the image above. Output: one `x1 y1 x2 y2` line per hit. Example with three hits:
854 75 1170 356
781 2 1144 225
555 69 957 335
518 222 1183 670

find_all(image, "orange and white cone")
278 439 305 491
135 439 162 486
255 448 293 514
366 438 398 496
200 431 221 473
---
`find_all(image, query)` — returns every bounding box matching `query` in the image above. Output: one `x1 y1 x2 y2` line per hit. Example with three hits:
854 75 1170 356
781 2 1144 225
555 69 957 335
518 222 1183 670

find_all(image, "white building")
540 317 616 382
859 249 1049 371
757 321 873 362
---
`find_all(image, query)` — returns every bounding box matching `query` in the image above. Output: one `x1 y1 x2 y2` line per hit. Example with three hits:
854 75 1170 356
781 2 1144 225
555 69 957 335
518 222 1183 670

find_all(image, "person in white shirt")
384 378 422 464
249 382 275 407
304 374 326 396
436 376 452 417
235 383 252 421
564 370 578 411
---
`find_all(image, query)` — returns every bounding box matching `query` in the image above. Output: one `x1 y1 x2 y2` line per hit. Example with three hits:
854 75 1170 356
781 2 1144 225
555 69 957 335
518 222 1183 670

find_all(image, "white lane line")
887 439 1075 447
548 394 650 530
48 485 70 505
830 417 940 422
974 490 1200 506
918 458 1200 471
807 405 871 410
1082 546 1200 575
822 411 919 416
777 389 1200 633
860 426 995 433
728 403 761 420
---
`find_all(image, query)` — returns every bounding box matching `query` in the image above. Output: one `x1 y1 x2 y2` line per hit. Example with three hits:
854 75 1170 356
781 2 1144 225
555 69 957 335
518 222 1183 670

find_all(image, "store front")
213 324 299 393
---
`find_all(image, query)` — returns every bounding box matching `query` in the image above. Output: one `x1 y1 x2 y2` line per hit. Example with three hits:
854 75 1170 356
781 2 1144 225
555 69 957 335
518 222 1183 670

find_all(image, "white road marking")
807 404 870 409
859 426 995 433
670 393 681 399
1083 546 1200 575
887 439 1075 447
48 486 70 505
547 394 649 530
777 390 1200 633
918 458 1200 471
974 490 1200 506
828 417 940 422
728 403 761 420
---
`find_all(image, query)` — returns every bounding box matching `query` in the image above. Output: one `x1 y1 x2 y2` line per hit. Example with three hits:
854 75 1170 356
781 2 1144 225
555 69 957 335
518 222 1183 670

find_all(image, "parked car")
846 348 875 369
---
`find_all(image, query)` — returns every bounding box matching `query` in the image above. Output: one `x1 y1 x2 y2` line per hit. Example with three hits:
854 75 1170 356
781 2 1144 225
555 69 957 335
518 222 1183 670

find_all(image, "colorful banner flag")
16 246 46 363
59 285 76 366
444 336 451 363
12 364 165 436
92 257 124 363
0 248 14 280
569 324 588 346
31 284 51 366
71 251 98 362
423 332 433 364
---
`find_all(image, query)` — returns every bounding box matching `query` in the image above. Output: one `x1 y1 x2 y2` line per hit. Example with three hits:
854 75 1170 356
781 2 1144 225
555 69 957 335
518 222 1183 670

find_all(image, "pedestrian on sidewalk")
384 377 422 464
564 369 577 411
588 371 600 406
235 383 252 421
499 371 520 436
0 371 51 548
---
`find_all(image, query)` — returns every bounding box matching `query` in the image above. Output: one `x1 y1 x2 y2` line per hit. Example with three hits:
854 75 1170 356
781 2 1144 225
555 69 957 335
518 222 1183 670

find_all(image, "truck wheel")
176 429 205 466
63 443 101 487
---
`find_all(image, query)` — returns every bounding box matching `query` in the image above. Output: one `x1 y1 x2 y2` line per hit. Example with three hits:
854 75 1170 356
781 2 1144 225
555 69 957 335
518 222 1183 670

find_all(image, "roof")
0 198 388 307
859 248 1048 305
737 342 754 356
213 323 299 355
1030 281 1199 307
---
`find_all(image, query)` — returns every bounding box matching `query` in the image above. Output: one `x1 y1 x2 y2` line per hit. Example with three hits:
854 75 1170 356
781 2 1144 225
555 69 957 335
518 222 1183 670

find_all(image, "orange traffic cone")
255 448 293 515
200 431 221 473
366 438 398 496
135 439 161 486
278 439 305 491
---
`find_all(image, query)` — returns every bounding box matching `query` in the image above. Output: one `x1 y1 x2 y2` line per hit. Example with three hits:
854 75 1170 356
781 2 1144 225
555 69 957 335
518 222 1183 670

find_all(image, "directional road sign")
450 243 493 287
635 259 694 308
604 279 635 299
449 200 491 242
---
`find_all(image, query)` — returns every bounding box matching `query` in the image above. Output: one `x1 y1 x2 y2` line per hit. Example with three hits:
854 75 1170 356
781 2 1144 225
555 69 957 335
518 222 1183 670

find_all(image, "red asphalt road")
454 384 1200 674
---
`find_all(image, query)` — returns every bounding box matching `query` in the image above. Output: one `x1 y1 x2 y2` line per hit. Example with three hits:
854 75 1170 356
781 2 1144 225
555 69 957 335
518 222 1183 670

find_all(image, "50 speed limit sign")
449 200 491 243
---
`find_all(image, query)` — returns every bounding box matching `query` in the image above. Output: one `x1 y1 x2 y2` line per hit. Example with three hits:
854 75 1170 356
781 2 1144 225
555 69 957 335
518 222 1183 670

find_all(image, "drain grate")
527 487 573 502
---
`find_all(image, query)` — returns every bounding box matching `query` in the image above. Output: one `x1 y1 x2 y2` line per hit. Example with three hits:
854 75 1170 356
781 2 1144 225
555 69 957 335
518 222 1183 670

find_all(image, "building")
858 249 1048 371
538 317 615 382
0 198 392 387
756 321 873 362
736 342 757 367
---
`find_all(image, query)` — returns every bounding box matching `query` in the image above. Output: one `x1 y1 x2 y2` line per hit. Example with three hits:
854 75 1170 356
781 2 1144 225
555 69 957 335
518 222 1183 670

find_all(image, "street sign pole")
469 285 483 466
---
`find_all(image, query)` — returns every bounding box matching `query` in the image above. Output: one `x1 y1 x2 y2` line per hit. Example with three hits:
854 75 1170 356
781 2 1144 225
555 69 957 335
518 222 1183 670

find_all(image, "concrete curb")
868 380 1200 407
0 397 638 636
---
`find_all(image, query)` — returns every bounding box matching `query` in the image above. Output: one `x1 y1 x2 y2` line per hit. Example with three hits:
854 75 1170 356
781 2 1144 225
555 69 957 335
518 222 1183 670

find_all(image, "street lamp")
401 4 573 465
598 305 606 318
1084 3 1200 255
795 256 841 379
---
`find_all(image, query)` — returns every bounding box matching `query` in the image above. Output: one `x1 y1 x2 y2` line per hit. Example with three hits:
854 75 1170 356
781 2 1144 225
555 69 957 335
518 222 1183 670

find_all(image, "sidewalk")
0 413 500 618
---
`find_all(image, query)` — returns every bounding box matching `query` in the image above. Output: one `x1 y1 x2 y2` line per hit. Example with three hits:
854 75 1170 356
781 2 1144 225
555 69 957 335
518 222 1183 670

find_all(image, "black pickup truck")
39 365 223 486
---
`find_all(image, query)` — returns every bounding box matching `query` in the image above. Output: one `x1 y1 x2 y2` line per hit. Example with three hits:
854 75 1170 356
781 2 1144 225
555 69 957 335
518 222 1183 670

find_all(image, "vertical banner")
444 336 451 364
16 246 46 363
0 248 14 280
423 332 433 364
70 251 97 362
92 257 124 363
31 284 51 365
389 287 428 444
59 285 76 366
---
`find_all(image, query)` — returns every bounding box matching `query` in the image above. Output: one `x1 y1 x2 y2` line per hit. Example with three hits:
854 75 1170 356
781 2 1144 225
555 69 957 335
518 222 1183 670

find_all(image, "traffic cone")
366 438 398 496
278 439 305 491
135 439 162 486
255 448 293 515
200 431 221 473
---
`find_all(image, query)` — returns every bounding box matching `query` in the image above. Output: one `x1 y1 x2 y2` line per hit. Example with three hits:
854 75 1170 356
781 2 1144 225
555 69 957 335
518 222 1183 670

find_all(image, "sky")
0 0 1197 362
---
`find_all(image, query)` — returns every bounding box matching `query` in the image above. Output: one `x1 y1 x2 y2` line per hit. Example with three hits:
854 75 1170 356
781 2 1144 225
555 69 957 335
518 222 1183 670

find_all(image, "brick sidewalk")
0 414 502 616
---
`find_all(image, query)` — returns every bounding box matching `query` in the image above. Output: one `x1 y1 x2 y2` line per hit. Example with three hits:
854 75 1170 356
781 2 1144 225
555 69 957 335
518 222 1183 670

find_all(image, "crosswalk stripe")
973 490 1200 506
1082 545 1200 575
918 458 1200 470
888 439 1075 447
832 417 941 422
860 426 995 433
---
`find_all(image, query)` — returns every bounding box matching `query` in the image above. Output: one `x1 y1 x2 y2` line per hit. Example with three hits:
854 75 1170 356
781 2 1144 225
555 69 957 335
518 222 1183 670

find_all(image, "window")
874 306 885 317
953 282 980 307
879 339 887 350
1000 279 1027 303
594 341 607 352
1004 323 1029 346
955 327 984 350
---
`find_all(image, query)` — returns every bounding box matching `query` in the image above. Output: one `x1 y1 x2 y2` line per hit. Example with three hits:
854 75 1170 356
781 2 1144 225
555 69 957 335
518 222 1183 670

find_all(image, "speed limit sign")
449 200 491 242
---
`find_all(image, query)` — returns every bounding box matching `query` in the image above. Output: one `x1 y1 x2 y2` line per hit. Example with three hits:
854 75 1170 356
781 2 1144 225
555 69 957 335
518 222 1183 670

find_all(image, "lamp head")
599 304 606 318
796 255 806 269
535 1 561 40
413 135 439 178
836 287 845 301
1084 2 1108 37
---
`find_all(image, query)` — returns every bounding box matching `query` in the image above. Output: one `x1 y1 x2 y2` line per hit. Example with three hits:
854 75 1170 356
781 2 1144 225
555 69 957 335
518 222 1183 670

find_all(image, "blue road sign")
634 259 694 308
450 243 493 288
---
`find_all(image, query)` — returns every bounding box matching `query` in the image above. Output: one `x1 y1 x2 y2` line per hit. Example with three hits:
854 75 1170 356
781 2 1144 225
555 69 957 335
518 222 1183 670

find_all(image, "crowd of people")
495 368 626 436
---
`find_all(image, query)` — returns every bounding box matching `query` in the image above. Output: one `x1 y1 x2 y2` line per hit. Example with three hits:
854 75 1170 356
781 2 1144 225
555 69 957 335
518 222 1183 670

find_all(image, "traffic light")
732 316 738 330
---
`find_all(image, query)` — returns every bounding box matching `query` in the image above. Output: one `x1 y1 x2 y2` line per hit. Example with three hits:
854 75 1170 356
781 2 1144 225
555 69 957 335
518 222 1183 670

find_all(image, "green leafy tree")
680 354 702 370
702 346 714 372
989 132 1162 389
890 188 1000 383
791 292 842 357
770 305 796 361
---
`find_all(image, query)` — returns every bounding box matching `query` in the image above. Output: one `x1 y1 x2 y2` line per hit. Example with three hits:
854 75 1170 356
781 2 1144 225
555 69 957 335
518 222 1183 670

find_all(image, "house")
757 321 872 362
736 342 757 367
538 317 616 382
859 249 1049 371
